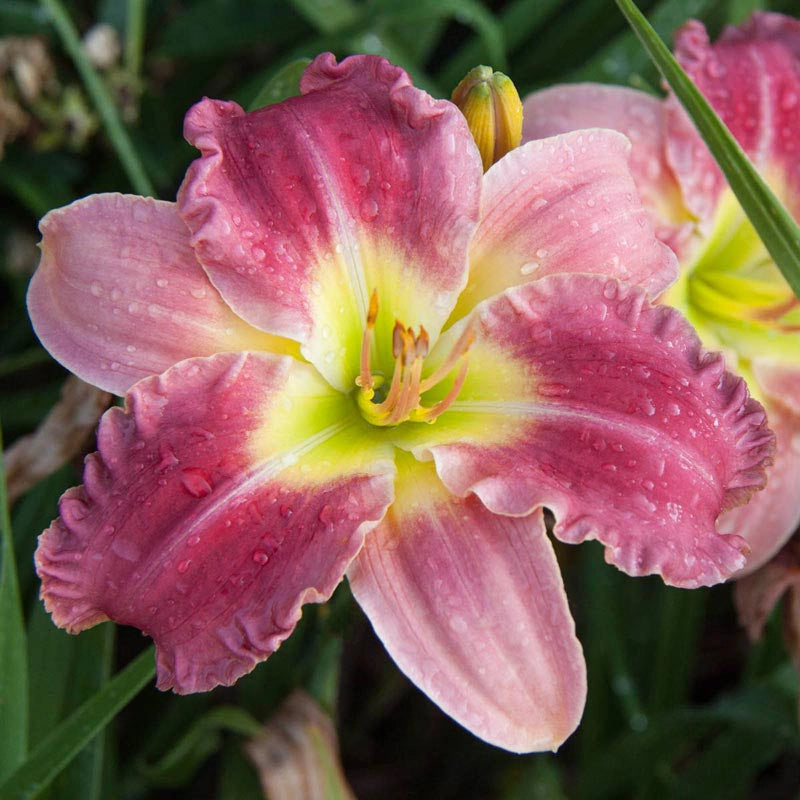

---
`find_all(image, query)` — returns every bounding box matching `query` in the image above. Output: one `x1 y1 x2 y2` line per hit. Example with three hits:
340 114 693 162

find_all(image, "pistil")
355 292 473 426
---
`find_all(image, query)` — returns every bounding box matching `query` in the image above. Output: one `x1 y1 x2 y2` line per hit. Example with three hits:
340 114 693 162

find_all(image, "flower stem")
40 0 155 197
125 0 146 80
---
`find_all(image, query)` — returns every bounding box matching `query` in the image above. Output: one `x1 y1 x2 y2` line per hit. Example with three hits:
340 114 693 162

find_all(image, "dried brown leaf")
4 374 111 503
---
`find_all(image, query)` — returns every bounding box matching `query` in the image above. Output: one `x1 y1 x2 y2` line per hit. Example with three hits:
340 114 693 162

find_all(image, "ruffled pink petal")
348 457 585 753
720 400 800 575
178 53 481 390
402 275 775 588
666 13 800 222
35 352 395 692
27 194 288 395
521 84 690 251
454 130 678 319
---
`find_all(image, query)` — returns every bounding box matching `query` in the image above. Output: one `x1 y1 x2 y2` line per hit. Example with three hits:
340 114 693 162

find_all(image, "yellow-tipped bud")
451 65 523 171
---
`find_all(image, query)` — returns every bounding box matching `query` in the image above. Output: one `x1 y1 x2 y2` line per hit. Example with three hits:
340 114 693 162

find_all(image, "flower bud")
451 65 523 171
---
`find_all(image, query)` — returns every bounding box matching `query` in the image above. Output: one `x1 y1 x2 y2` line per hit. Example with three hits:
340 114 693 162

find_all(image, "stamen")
419 321 476 393
412 357 470 422
355 297 474 426
356 289 379 392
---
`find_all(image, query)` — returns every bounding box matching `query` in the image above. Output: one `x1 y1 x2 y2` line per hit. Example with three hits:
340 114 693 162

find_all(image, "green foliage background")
1 0 799 798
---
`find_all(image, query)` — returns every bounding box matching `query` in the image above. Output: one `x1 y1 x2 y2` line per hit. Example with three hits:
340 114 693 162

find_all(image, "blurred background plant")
1 1 800 798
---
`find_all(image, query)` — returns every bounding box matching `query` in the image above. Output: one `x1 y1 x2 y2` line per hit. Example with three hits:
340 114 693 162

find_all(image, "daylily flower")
522 11 800 574
29 53 773 753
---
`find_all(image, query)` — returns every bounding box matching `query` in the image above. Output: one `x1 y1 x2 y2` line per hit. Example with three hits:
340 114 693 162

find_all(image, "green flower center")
662 189 800 396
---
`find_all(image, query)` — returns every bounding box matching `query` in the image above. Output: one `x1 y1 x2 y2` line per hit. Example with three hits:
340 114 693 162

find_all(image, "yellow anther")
451 65 523 171
367 288 379 326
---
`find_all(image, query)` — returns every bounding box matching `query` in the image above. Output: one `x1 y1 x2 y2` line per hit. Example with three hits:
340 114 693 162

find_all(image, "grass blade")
0 424 29 780
39 0 155 197
0 645 155 800
614 0 800 300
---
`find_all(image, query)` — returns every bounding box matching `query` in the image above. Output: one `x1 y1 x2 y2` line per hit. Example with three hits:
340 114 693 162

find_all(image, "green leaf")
0 645 154 800
141 706 262 787
0 424 29 781
571 0 718 85
370 0 507 74
437 0 562 90
614 0 800 301
52 625 115 800
288 0 360 34
247 58 312 112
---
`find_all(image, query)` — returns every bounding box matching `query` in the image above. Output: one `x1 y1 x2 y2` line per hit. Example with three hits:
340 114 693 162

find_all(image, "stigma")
355 290 473 426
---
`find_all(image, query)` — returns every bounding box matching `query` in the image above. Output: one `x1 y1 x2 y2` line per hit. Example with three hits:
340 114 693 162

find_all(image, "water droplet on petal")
180 468 213 498
359 197 379 221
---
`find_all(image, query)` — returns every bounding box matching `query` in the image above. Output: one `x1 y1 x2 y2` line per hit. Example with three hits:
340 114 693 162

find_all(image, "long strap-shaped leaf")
0 646 155 800
0 425 28 781
615 0 800 301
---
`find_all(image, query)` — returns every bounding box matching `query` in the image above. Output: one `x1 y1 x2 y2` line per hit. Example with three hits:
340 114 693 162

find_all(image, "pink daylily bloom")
29 54 774 753
522 11 800 574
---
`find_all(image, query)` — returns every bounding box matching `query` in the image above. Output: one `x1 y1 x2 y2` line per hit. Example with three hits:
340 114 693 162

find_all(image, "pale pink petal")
734 534 800 640
721 400 800 575
521 84 690 249
398 275 774 588
35 352 395 692
178 53 481 390
753 359 800 417
666 14 800 222
27 194 289 395
453 130 678 319
348 457 585 753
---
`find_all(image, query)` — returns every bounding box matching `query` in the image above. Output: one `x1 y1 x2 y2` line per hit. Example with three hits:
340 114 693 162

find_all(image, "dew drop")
520 261 539 276
359 197 379 221
252 551 270 565
180 468 213 498
177 559 191 574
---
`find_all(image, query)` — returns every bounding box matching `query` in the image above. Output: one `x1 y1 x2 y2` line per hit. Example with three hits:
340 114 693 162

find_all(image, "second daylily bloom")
29 54 773 753
522 11 800 573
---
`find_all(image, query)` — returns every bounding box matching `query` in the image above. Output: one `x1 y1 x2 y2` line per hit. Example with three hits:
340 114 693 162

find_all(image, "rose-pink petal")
35 352 395 692
178 53 481 389
407 275 775 588
453 130 678 318
520 84 692 258
27 194 283 395
720 399 800 575
666 14 800 222
348 460 585 753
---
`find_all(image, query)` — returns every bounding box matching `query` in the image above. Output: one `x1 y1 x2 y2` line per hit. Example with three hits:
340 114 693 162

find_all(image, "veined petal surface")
179 53 482 390
348 456 585 753
521 84 692 256
27 194 288 395
36 352 395 692
454 130 677 320
398 275 774 588
666 13 800 222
